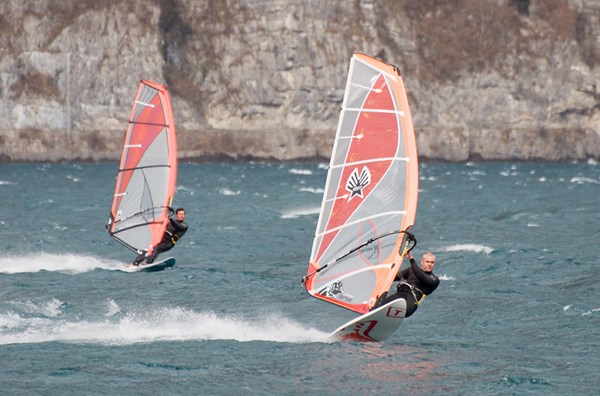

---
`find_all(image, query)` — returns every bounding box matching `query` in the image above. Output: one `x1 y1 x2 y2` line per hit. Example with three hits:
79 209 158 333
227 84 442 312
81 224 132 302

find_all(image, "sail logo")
318 281 352 302
345 167 371 201
386 306 404 318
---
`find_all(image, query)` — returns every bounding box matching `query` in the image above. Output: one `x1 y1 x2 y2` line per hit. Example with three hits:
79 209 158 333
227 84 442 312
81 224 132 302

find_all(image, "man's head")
420 252 436 272
175 207 185 221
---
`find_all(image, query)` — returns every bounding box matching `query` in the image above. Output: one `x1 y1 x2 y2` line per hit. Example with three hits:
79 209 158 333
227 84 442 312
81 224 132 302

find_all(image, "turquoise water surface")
0 161 598 395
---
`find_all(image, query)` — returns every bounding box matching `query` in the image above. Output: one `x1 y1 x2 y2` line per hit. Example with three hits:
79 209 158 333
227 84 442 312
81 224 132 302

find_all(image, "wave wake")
0 253 125 274
0 303 331 345
280 206 320 219
441 244 494 255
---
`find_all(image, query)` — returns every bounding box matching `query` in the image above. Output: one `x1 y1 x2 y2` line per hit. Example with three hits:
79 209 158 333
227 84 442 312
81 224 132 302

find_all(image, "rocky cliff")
1 0 599 162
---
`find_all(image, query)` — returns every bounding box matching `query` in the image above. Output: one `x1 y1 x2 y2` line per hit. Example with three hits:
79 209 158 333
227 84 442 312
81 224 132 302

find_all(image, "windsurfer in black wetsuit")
372 251 439 317
133 207 188 265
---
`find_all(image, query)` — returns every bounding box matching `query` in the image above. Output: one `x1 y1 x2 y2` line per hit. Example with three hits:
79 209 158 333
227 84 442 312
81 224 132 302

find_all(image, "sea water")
0 161 598 395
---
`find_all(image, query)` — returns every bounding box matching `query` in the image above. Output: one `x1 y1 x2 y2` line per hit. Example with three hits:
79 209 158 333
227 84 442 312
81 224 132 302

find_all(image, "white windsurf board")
122 257 176 273
330 298 406 342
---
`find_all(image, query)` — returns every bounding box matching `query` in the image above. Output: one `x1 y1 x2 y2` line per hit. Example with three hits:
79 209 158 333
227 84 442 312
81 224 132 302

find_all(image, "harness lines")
396 278 427 305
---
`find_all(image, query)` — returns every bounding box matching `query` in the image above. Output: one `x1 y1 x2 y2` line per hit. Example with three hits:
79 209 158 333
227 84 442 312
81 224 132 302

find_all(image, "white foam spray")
0 306 331 345
0 253 125 274
441 244 494 255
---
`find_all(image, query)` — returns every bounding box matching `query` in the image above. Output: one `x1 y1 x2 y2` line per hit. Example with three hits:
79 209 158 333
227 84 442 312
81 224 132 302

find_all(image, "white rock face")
0 0 599 161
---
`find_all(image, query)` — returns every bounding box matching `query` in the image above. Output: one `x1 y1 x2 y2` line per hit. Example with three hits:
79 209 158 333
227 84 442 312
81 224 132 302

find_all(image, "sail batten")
304 54 419 315
129 121 170 127
316 212 408 238
328 156 409 169
343 107 405 115
134 100 156 108
107 80 177 255
118 164 171 173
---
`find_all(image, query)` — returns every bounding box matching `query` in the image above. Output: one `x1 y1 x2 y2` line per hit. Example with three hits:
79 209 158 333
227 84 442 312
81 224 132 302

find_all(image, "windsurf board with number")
330 299 406 342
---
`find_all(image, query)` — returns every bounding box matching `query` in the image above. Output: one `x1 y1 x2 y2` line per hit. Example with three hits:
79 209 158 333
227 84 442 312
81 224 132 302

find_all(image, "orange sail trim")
356 54 419 304
305 54 418 314
107 80 177 255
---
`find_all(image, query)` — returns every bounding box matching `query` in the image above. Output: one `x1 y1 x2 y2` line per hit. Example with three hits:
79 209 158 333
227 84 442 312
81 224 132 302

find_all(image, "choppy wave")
176 185 195 195
581 307 600 317
8 298 64 318
280 206 320 219
289 168 313 175
441 244 494 255
218 187 241 196
570 176 600 184
439 274 456 281
298 187 324 194
0 305 331 345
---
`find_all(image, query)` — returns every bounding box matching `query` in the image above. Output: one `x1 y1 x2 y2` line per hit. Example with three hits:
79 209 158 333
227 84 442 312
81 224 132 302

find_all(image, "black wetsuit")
375 258 439 317
133 217 188 264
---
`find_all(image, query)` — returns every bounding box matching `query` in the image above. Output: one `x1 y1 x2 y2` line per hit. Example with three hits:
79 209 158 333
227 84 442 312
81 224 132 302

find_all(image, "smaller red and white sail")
304 54 418 314
106 80 177 254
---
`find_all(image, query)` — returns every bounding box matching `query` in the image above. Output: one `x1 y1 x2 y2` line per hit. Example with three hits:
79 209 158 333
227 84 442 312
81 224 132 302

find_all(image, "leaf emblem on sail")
345 166 371 201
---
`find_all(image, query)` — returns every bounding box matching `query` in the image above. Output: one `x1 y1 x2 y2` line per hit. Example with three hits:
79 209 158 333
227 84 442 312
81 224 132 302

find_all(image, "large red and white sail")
107 80 177 254
304 54 418 314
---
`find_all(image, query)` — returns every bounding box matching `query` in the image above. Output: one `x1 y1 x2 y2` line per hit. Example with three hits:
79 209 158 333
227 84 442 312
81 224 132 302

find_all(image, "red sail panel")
314 74 398 264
